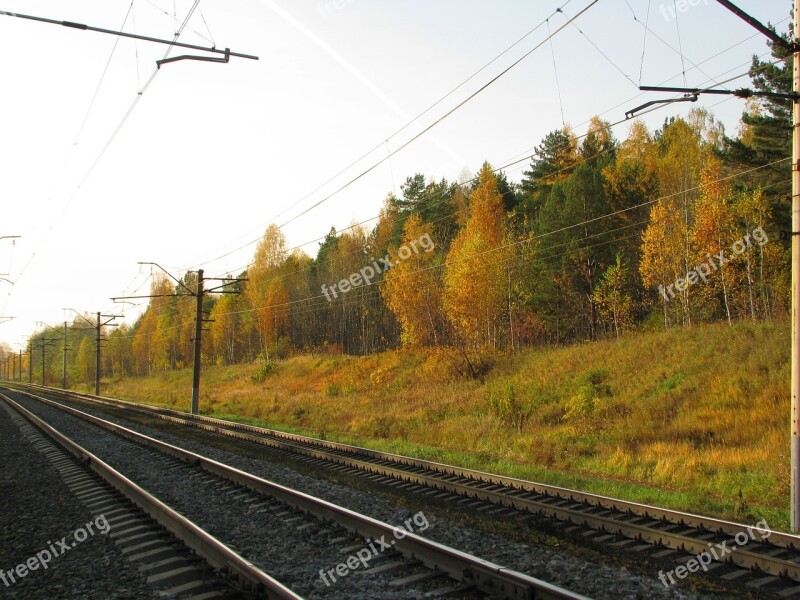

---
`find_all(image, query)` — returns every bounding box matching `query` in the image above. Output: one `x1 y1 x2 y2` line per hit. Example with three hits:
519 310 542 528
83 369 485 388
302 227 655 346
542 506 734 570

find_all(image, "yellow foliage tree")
245 224 289 358
593 254 633 338
691 156 737 323
443 163 509 351
380 214 442 346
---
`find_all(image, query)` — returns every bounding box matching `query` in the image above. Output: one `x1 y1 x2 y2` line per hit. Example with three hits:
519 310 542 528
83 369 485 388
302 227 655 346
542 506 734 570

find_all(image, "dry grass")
97 319 790 529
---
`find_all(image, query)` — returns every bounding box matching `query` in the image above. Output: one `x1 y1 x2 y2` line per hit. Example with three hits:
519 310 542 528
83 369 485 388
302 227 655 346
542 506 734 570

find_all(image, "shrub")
250 360 276 383
564 384 599 424
563 369 612 430
486 378 530 432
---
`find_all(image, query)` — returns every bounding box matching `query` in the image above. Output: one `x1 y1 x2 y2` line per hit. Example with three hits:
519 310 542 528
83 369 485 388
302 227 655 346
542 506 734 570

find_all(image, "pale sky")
0 0 790 349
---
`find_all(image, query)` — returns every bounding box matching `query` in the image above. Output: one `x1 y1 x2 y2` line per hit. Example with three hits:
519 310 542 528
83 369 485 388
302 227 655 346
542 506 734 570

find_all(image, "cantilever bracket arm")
157 48 230 69
625 94 699 119
639 85 799 101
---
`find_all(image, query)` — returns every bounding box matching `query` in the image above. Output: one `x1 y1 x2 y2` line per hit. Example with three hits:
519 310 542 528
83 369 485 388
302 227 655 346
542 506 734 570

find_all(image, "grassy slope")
95 319 790 529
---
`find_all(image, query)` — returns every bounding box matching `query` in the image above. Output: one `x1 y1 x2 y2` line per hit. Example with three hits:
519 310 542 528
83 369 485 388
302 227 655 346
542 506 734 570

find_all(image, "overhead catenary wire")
9 0 203 293
275 0 600 231
269 1 578 224
180 1 583 272
672 0 689 87
14 4 788 338
178 21 786 279
547 17 567 126
132 2 142 90
178 0 598 270
202 53 784 287
624 0 718 86
635 0 652 85
141 0 215 45
568 22 639 88
72 1 136 148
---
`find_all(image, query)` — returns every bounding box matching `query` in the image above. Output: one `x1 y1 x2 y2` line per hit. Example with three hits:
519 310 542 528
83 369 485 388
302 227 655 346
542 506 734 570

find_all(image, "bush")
563 369 612 430
250 360 276 383
486 378 530 432
564 384 599 424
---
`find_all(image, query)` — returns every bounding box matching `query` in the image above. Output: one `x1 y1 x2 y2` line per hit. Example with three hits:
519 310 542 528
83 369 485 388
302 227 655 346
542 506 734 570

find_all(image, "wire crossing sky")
0 0 789 348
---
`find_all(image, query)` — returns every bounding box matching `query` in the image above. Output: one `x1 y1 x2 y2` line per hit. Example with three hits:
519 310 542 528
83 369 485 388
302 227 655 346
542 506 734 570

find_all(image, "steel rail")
6 387 589 600
22 384 800 553
0 391 302 599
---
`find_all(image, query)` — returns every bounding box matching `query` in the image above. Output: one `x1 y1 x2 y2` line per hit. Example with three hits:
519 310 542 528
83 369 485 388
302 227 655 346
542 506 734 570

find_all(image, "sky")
0 0 791 349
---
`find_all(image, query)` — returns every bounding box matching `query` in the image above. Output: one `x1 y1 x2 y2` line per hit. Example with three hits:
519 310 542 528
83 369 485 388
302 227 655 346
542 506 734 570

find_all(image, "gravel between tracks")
9 391 707 600
0 402 157 599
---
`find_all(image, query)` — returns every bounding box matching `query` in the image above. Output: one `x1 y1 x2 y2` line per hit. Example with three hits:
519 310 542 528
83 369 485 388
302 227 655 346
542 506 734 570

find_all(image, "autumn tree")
443 163 509 354
380 214 443 346
593 254 634 338
641 116 707 326
691 157 737 324
245 224 289 359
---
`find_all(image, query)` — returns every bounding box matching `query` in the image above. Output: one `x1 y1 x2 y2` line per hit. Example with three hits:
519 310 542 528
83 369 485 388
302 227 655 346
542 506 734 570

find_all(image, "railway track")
10 383 800 597
1 387 589 600
0 394 299 600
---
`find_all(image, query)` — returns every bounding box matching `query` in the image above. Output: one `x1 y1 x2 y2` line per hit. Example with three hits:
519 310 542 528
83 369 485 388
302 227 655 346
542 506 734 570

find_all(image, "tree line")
2 41 792 384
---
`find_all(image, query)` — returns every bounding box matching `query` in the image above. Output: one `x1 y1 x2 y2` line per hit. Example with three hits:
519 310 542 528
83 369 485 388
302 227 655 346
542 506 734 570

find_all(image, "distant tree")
76 337 94 384
518 126 579 220
593 254 634 338
245 224 289 356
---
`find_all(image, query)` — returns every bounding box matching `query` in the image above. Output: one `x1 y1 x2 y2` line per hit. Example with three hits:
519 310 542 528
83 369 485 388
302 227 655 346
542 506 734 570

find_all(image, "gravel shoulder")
0 402 157 599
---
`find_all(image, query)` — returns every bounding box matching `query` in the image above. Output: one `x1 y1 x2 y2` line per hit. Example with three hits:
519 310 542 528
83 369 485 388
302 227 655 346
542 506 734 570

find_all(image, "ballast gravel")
9 391 708 600
0 402 157 599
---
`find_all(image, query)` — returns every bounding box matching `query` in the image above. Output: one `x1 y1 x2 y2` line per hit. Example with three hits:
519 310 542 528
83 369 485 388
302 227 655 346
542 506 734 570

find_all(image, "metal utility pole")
96 313 101 394
191 269 204 415
63 309 120 396
631 0 800 532
792 0 800 533
94 313 121 395
113 263 243 415
62 322 68 389
17 349 22 381
38 338 58 386
37 321 70 389
28 340 32 383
